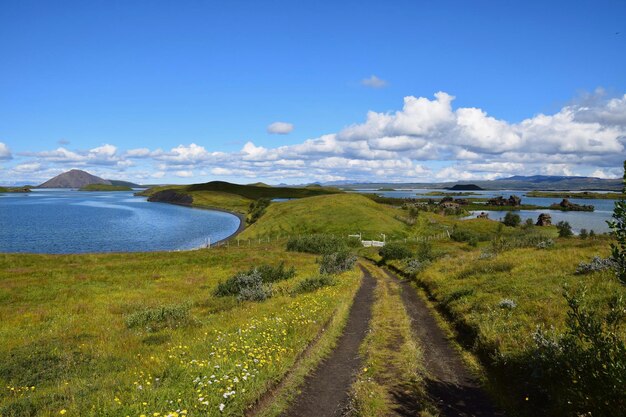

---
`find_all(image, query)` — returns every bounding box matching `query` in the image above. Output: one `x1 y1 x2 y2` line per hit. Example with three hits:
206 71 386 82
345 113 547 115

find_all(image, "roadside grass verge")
403 236 625 415
349 263 437 417
0 245 360 416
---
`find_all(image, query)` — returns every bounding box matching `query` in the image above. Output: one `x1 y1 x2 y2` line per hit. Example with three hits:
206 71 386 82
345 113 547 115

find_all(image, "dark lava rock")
536 213 552 226
147 189 193 205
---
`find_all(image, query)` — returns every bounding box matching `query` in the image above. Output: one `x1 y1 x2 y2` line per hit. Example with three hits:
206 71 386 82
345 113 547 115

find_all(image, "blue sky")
1 0 625 184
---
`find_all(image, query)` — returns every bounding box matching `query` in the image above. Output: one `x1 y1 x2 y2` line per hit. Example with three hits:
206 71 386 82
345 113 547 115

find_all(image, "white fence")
362 240 385 247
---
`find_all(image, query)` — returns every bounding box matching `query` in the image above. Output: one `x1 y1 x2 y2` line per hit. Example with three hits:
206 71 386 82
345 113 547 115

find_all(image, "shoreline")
144 199 247 249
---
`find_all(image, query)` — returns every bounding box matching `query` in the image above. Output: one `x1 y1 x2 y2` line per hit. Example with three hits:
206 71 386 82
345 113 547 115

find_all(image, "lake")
352 188 617 233
0 189 241 254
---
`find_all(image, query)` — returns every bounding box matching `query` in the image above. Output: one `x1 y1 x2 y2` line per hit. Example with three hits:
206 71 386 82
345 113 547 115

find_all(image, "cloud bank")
3 91 626 184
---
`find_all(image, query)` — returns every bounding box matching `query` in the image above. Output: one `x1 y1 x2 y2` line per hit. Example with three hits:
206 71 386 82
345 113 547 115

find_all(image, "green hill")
79 184 133 191
239 193 407 239
186 181 340 199
108 179 141 187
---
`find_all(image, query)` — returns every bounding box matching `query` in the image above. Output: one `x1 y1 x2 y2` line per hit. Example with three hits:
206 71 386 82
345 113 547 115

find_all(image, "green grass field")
240 194 407 240
0 246 361 416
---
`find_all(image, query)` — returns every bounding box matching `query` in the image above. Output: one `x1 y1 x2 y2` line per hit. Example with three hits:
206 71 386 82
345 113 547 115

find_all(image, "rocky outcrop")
536 213 552 226
488 195 521 206
477 212 489 219
147 189 193 206
39 169 111 188
550 198 594 212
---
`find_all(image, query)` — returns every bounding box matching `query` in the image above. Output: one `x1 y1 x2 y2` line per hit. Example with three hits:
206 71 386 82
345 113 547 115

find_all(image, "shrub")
125 303 191 331
502 212 521 227
536 239 554 249
256 262 296 283
247 198 270 224
531 288 626 416
319 250 357 274
608 160 626 284
589 229 596 238
286 234 346 254
379 242 412 261
237 282 272 302
556 221 573 237
416 240 435 262
498 298 517 309
575 256 617 275
404 258 428 276
579 228 588 239
450 226 474 243
522 218 535 230
292 275 336 294
214 262 295 297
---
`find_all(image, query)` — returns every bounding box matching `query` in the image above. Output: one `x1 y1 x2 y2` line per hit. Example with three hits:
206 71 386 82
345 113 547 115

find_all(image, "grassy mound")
79 184 133 191
240 193 407 239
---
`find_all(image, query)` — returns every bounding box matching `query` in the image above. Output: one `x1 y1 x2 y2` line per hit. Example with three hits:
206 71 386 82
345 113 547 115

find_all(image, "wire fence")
207 230 451 249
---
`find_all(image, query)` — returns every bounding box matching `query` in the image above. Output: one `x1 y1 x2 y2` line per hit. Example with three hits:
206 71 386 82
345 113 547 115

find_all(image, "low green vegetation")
0 186 31 193
0 245 361 416
79 184 133 191
186 180 340 200
527 190 626 199
384 236 625 416
240 193 407 239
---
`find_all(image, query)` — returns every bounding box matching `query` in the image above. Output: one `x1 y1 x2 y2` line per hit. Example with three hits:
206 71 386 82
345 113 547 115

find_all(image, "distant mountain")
324 175 622 191
39 169 111 188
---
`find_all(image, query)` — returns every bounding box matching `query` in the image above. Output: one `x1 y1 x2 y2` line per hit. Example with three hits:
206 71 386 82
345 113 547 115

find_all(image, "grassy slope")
239 193 408 239
402 236 624 413
0 246 361 416
137 186 252 214
79 184 133 191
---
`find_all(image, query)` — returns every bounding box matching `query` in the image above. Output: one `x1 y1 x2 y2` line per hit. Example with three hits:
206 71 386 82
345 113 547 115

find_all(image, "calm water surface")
0 189 241 254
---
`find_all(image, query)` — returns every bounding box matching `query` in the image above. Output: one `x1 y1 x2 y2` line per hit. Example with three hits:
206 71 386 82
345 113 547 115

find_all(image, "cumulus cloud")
6 91 626 183
0 142 12 160
12 162 42 173
361 75 388 89
267 122 294 134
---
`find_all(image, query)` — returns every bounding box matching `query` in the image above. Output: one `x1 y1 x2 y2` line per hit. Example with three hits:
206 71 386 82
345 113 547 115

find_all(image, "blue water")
351 188 617 233
0 189 241 254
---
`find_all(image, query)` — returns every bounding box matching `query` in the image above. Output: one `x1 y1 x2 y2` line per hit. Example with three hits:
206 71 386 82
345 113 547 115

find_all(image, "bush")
575 256 616 275
498 298 517 309
125 303 191 331
531 288 626 416
237 282 272 302
256 262 296 283
522 218 535 230
579 228 588 239
608 160 626 284
536 239 554 249
214 262 295 297
503 212 521 227
404 258 428 276
556 221 573 237
450 226 475 243
379 242 412 261
319 250 357 274
286 234 346 254
416 240 435 262
247 198 271 224
292 275 336 294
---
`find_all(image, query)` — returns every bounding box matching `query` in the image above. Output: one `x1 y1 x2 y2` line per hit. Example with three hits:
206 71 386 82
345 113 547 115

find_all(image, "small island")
0 186 31 193
549 198 594 212
78 184 133 191
446 184 484 191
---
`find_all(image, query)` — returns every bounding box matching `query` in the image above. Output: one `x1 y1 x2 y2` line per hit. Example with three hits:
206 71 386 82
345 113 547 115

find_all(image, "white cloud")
12 162 42 173
174 170 194 178
6 90 626 183
0 142 11 160
361 75 388 89
267 122 294 134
